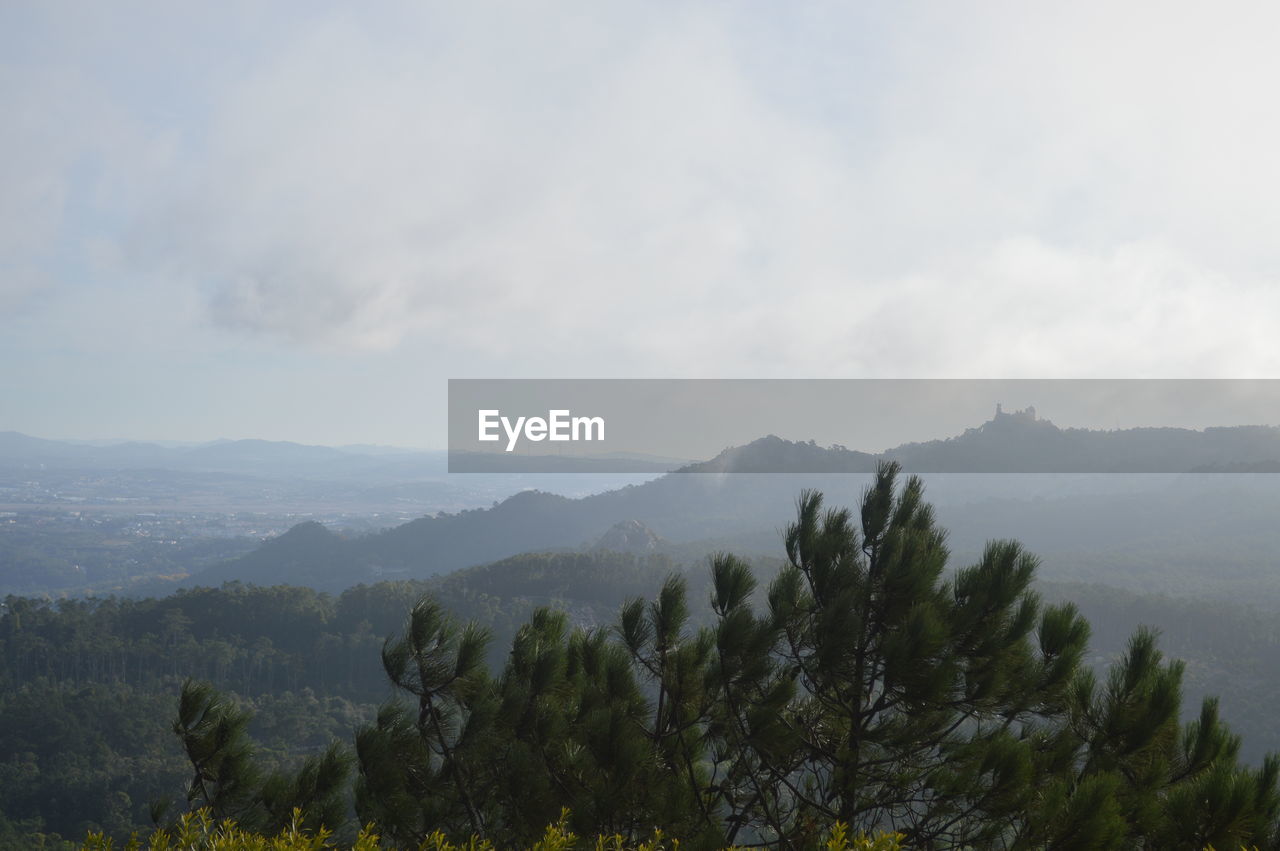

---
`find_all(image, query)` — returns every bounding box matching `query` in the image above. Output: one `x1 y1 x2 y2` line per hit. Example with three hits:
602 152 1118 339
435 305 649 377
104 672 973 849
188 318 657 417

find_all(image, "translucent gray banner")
447 379 1280 473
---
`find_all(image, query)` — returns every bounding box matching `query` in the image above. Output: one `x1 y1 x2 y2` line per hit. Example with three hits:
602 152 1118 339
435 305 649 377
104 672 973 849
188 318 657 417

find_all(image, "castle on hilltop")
994 403 1038 423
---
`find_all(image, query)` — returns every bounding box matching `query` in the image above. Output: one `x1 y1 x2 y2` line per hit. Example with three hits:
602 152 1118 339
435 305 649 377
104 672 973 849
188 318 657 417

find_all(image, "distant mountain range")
684 406 1280 473
192 408 1280 591
0 431 665 513
0 431 445 478
0 432 685 476
9 407 1280 478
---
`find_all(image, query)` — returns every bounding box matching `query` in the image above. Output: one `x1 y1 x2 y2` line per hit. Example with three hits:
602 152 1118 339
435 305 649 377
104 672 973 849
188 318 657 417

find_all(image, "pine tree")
723 464 1092 846
170 463 1280 848
1040 630 1280 850
353 597 492 845
172 680 261 825
171 680 352 836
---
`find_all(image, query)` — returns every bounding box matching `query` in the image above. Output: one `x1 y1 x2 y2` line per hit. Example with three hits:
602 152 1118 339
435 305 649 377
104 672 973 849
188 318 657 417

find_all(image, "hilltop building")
994 403 1038 423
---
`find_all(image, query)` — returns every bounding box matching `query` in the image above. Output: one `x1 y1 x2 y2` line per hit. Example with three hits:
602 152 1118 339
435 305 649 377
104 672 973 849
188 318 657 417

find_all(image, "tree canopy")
160 462 1280 849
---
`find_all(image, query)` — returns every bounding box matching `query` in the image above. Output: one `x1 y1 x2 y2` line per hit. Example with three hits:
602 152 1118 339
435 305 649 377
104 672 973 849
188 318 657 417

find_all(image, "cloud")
0 67 95 312
807 238 1278 378
9 2 1280 379
126 5 859 355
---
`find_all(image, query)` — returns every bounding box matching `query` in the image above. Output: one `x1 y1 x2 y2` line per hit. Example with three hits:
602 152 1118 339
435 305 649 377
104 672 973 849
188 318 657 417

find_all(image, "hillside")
9 544 1280 844
887 406 1280 472
201 411 1280 592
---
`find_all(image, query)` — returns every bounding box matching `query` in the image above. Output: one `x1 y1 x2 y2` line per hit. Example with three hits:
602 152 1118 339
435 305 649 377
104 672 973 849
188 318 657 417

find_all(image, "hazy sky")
3 2 1280 447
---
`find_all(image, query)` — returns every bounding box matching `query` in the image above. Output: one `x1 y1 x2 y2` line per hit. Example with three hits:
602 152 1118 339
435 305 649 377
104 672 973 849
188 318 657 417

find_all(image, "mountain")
679 434 877 473
11 409 1280 478
208 520 354 587
0 430 152 468
685 408 1280 475
0 431 667 520
193 474 801 590
885 406 1280 472
193 409 1280 592
0 432 440 477
592 520 666 554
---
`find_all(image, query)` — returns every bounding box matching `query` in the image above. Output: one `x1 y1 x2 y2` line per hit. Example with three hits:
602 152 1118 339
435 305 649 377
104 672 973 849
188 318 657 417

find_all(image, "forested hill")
886 408 1280 472
684 408 1280 473
200 411 1280 591
194 474 804 589
8 549 1280 844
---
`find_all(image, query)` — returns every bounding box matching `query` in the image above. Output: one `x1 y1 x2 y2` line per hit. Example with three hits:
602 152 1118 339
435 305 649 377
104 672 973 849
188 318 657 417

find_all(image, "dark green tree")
164 464 1280 849
171 679 351 836
353 598 493 845
731 466 1093 846
1038 629 1280 850
172 680 261 824
258 741 352 835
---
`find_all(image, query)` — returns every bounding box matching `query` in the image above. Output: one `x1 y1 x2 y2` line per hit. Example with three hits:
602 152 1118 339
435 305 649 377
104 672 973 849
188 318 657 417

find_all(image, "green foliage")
27 468 1280 848
167 681 353 838
354 597 493 841
340 465 1280 847
78 808 378 851
174 681 263 822
78 808 902 851
0 681 187 847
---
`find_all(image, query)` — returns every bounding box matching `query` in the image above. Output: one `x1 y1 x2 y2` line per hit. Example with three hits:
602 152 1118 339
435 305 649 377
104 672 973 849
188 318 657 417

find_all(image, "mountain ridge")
196 409 1280 590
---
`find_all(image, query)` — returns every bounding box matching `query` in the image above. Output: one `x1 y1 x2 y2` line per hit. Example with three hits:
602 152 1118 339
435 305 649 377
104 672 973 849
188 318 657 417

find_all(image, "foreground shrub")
79 808 904 850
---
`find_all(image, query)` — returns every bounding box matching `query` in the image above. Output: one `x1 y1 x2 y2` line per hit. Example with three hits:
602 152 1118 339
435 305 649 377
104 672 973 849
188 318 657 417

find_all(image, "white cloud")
0 67 93 311
126 5 862 356
7 1 1280 380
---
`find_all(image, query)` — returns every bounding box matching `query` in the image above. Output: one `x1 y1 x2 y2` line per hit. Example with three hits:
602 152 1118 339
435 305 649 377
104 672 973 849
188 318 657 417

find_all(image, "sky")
3 2 1280 448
